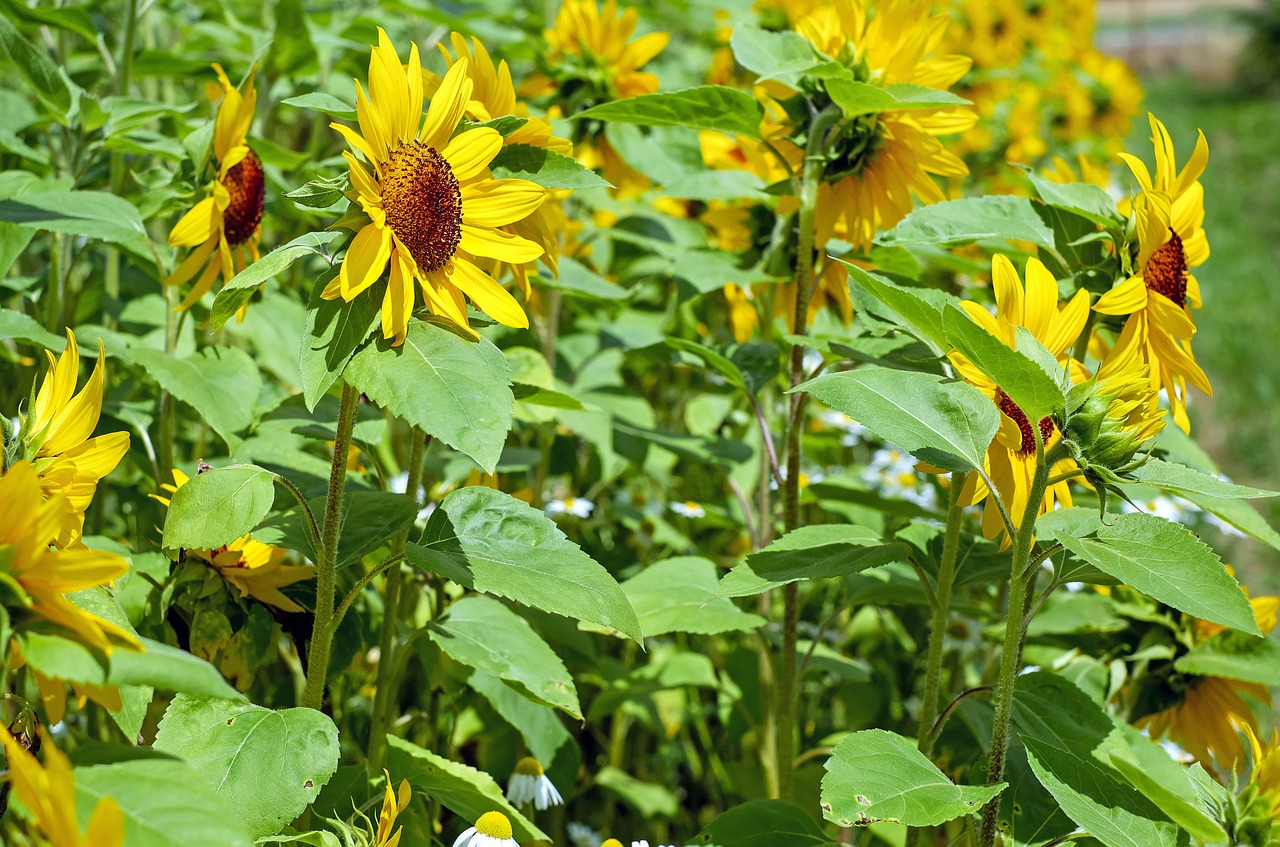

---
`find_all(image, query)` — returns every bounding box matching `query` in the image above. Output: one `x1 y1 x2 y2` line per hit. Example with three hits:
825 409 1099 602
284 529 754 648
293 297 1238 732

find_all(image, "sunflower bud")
1231 781 1280 847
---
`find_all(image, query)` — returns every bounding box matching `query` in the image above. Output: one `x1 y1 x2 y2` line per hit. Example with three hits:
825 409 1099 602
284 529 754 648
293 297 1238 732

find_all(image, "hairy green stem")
302 382 360 712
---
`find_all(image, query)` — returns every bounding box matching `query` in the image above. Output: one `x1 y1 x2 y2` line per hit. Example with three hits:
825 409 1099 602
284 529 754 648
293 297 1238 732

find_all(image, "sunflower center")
474 811 513 839
1142 230 1188 308
997 389 1054 456
513 756 544 776
381 140 463 274
222 150 265 247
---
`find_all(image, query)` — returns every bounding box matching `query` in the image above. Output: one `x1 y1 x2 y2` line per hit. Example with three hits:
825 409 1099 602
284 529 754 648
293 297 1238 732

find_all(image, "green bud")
1233 781 1280 847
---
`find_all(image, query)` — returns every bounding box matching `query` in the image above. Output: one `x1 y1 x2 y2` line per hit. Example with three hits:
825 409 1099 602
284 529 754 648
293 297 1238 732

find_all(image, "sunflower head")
328 29 545 344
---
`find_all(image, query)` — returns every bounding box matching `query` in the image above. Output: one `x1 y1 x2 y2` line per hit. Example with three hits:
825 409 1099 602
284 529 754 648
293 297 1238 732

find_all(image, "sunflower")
327 30 546 345
428 32 574 296
154 468 312 611
0 462 138 654
1093 112 1210 433
525 0 669 195
0 725 124 847
948 255 1089 542
784 0 976 249
164 64 264 318
16 329 130 548
374 769 412 847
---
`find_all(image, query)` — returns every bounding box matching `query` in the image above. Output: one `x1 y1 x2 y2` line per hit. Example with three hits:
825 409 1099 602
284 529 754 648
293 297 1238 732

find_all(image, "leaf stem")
302 381 360 711
272 473 322 554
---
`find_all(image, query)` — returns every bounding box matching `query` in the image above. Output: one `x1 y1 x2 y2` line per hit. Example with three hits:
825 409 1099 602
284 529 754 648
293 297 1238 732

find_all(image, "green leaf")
1023 738 1179 847
344 321 514 472
284 175 347 209
19 632 106 684
254 491 418 567
465 669 571 765
210 231 342 330
596 765 679 817
1175 630 1280 685
0 14 72 119
1105 726 1229 845
1126 458 1278 499
666 336 745 388
842 262 954 352
405 486 642 641
131 345 263 449
729 24 833 85
431 595 581 719
878 196 1055 250
719 526 910 597
943 306 1066 422
109 637 246 702
281 92 356 121
0 190 146 244
575 86 763 139
1179 492 1280 553
386 736 548 842
161 465 276 551
0 307 63 349
1054 512 1260 635
1026 171 1121 227
825 79 968 118
154 695 340 840
299 274 380 410
623 556 765 635
1013 672 1112 751
821 729 1004 827
75 758 255 847
266 0 317 77
489 143 611 190
697 799 837 847
534 256 626 301
795 367 999 472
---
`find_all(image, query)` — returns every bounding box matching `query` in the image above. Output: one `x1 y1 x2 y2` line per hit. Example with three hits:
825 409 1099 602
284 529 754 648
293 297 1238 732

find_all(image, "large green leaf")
842 263 955 352
1175 630 1280 685
109 637 246 702
825 79 968 118
0 14 72 119
1023 738 1179 847
697 800 836 847
1179 492 1280 553
575 86 763 139
161 464 276 551
623 556 765 635
431 596 581 719
729 24 833 85
280 92 355 121
210 231 342 330
386 736 548 842
465 669 571 765
943 307 1066 423
406 487 641 640
344 321 513 472
0 190 145 245
154 695 340 840
1054 513 1259 635
821 729 1004 827
795 367 998 472
0 306 63 349
490 143 611 189
1126 458 1278 499
75 758 255 847
1105 725 1229 844
718 526 910 597
298 274 380 410
131 345 262 449
1027 172 1121 227
878 196 1055 250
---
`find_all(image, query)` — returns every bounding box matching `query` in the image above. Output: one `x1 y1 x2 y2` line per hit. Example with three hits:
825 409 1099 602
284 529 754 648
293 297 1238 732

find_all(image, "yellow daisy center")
381 140 463 273
997 389 1054 457
1143 230 1188 309
513 756 544 776
475 811 513 839
223 149 264 247
601 841 625 847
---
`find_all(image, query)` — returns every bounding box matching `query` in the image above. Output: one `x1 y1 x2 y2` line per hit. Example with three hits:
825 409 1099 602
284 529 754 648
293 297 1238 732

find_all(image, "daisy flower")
505 756 563 810
546 496 594 518
669 501 706 519
453 811 519 847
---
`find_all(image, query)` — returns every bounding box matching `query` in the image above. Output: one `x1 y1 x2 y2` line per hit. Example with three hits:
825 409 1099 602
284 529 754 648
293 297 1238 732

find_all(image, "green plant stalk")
302 382 360 711
156 286 180 481
775 104 839 802
367 429 427 770
977 444 1058 847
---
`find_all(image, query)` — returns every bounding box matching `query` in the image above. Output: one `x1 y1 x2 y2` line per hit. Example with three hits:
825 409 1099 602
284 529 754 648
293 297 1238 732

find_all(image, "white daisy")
453 811 518 847
505 756 563 811
546 496 594 518
568 822 602 847
669 500 706 519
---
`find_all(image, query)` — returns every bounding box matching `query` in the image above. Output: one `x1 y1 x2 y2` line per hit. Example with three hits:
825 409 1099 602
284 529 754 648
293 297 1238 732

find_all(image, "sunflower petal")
447 256 529 328
461 179 547 227
168 196 220 247
458 224 543 263
340 225 392 300
442 127 502 181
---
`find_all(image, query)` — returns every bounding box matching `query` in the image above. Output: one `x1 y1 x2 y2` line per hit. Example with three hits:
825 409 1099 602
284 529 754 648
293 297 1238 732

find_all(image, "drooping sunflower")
328 30 546 344
786 0 977 249
1093 112 1210 433
0 725 124 847
948 255 1089 542
154 468 312 611
165 64 264 317
428 32 574 296
17 329 130 548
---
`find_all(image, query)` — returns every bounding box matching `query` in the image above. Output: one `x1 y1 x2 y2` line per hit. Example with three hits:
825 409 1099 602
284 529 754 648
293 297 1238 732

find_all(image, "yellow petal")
458 225 542 263
1093 275 1148 316
461 179 546 227
382 248 415 344
339 225 392 300
446 256 529 328
41 341 107 456
168 196 220 247
1043 289 1089 357
990 254 1024 329
1020 257 1057 342
442 128 502 182
165 236 219 287
420 59 473 150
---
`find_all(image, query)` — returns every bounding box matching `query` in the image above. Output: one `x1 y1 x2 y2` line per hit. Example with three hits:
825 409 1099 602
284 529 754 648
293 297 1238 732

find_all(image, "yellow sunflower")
374 769 412 847
165 64 264 317
327 30 546 345
154 468 313 612
0 725 124 847
786 0 976 248
948 255 1089 542
428 32 573 296
1094 112 1210 433
17 329 130 548
0 462 138 654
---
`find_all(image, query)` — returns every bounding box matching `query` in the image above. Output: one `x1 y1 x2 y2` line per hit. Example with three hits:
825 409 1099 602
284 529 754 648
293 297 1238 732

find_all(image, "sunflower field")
2 0 1279 845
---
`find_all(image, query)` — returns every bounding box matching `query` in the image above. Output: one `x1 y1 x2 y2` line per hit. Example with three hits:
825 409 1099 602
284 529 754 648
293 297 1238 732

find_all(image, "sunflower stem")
302 381 360 712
